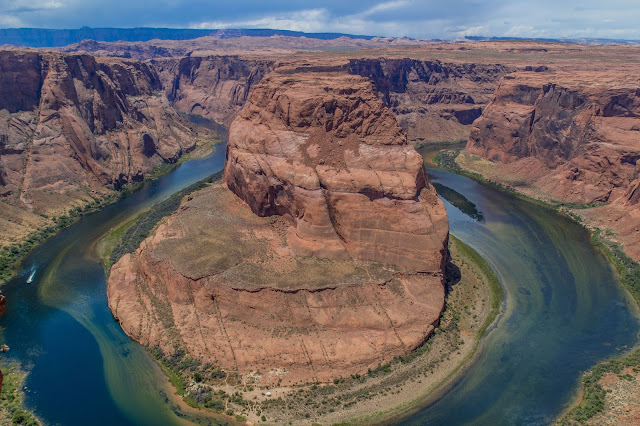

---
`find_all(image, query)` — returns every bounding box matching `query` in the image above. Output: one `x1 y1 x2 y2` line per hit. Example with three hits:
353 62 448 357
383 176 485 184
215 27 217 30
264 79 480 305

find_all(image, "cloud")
0 0 639 40
360 0 411 17
192 9 331 33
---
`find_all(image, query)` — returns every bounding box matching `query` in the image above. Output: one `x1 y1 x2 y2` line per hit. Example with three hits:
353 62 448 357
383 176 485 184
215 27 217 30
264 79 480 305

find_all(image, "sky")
1 0 640 40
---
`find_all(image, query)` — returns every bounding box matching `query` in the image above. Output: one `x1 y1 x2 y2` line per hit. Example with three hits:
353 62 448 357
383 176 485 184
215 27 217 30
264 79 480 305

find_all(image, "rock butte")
108 67 449 385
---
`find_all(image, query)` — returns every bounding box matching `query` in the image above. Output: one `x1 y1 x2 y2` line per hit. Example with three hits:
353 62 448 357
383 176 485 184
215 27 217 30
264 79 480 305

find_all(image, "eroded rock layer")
109 185 445 385
151 55 274 126
225 68 449 271
0 50 196 219
109 67 449 384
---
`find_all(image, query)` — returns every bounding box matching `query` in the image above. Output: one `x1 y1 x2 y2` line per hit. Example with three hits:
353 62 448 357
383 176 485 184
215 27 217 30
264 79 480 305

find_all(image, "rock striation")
0 50 197 243
225 68 449 271
108 67 449 385
466 71 640 204
151 56 274 126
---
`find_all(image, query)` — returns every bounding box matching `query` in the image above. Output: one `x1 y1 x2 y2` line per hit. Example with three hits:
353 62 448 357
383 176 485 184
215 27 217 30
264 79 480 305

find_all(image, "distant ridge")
0 27 375 47
464 35 640 46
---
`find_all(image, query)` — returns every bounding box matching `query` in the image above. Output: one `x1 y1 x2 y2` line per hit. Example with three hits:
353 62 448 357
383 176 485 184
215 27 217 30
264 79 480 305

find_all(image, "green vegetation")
98 213 145 273
433 148 465 171
0 193 121 284
592 231 640 305
450 235 504 339
433 183 484 221
108 171 223 267
560 349 640 424
0 365 40 425
147 345 252 418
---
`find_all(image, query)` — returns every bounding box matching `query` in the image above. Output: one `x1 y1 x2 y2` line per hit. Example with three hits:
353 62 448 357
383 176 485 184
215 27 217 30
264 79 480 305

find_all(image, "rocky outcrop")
0 50 196 221
349 58 513 143
109 185 445 386
225 68 449 271
151 56 274 126
108 67 449 385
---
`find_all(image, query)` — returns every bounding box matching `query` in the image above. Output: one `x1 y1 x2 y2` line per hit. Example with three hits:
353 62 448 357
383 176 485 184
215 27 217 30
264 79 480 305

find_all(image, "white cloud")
455 25 490 37
360 0 411 17
191 8 330 33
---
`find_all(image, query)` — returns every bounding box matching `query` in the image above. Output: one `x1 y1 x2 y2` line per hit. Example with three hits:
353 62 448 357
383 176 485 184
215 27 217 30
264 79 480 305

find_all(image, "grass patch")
97 213 145 274
433 183 484 221
0 365 40 425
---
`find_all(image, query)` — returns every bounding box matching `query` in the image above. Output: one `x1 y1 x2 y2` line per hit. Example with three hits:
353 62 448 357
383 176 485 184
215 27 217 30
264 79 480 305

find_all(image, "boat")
26 268 36 283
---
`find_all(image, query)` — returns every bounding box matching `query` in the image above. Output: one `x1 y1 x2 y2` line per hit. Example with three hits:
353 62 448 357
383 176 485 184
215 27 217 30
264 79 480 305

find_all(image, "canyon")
463 67 640 260
1 36 640 423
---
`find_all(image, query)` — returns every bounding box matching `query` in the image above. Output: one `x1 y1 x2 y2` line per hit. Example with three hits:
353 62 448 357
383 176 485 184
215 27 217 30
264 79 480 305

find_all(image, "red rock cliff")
151 55 273 126
466 71 640 205
464 70 640 260
108 66 449 385
0 50 196 219
224 67 449 271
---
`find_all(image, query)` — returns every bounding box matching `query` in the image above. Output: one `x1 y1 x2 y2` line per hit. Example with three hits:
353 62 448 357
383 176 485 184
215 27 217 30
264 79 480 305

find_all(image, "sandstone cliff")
225 68 449 271
108 67 449 385
151 55 273 126
349 58 512 143
463 70 640 259
0 50 197 245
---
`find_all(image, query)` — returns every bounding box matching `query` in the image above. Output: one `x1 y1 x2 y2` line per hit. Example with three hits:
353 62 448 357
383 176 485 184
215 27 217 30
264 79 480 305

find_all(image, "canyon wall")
463 70 640 259
108 67 449 385
0 50 197 245
150 56 274 126
349 58 513 143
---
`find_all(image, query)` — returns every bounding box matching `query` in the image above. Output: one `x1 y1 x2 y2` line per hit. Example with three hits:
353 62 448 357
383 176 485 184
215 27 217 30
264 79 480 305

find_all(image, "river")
0 144 638 425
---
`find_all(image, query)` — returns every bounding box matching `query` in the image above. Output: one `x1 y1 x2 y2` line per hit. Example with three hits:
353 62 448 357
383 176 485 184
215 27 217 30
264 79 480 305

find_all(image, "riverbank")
0 126 222 288
0 364 40 425
433 147 640 425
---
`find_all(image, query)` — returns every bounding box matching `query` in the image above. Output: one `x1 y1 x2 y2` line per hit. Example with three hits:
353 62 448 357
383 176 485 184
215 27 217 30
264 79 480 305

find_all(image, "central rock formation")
225 68 449 271
108 67 449 385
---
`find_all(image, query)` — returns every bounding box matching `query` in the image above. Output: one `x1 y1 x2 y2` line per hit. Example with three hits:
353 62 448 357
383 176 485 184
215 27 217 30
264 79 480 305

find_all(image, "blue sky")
1 0 640 39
